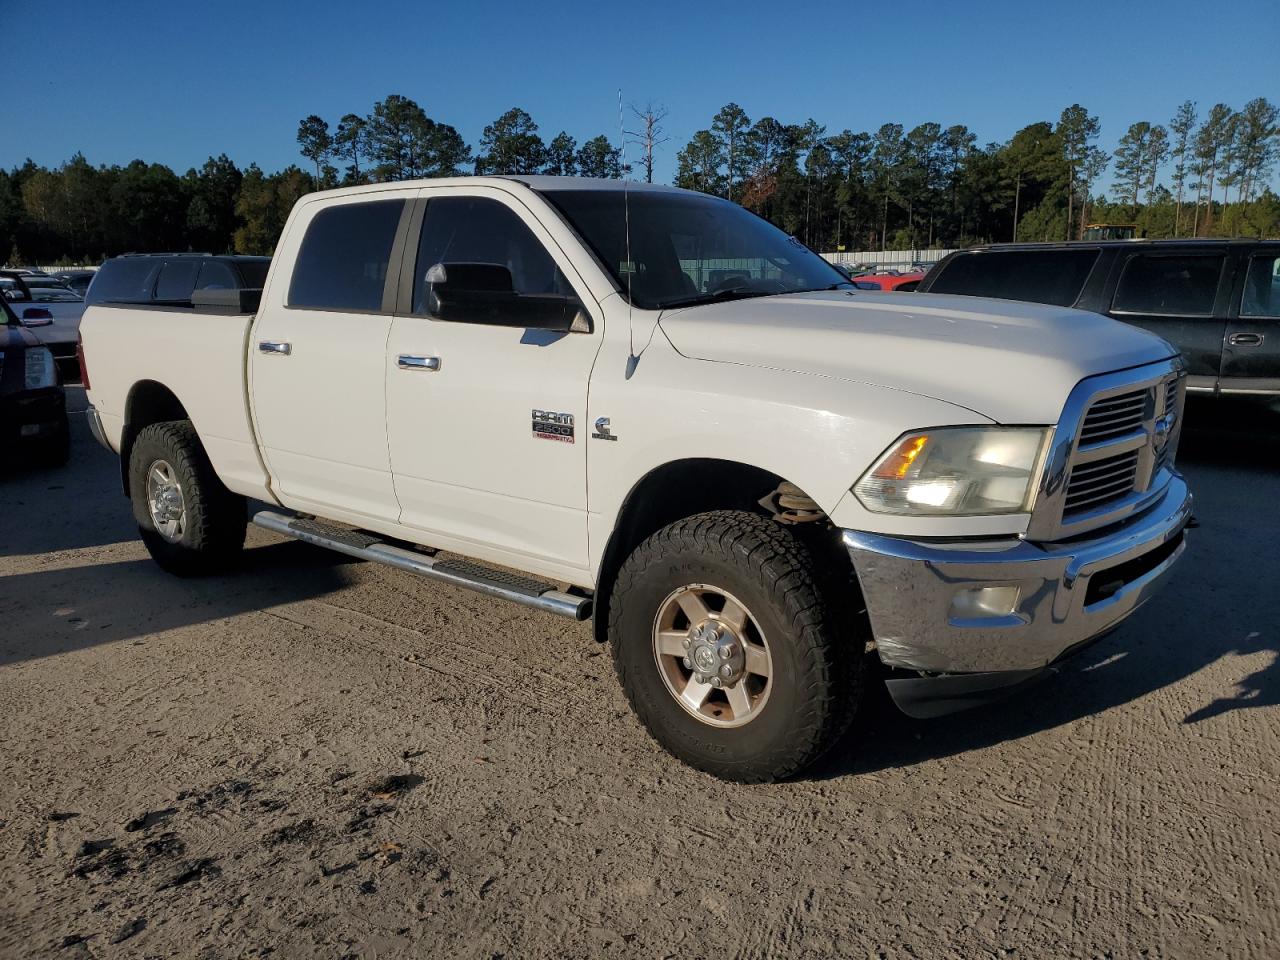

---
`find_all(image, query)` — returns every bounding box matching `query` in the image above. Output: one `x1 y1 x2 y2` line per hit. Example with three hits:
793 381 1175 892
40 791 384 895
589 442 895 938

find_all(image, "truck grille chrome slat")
1067 472 1140 501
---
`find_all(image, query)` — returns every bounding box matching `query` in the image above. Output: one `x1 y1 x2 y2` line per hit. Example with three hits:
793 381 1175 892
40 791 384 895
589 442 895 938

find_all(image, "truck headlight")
25 346 56 389
854 427 1050 516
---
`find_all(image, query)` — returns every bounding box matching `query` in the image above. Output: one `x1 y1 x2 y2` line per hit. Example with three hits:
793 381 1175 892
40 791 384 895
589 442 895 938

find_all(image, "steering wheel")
710 274 751 294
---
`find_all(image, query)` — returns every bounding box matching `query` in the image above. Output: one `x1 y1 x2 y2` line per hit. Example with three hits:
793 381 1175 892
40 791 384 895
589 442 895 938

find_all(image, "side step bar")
252 511 592 621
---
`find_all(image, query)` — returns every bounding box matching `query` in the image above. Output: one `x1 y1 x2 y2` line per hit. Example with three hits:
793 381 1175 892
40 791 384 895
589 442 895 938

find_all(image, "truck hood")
658 290 1177 424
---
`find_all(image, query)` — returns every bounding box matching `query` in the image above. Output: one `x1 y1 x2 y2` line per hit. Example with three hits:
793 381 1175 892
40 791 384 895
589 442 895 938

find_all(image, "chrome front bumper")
844 474 1193 679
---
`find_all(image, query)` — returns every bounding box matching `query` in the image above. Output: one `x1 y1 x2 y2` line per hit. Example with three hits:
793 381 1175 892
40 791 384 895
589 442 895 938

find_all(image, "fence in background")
822 248 957 271
6 264 100 273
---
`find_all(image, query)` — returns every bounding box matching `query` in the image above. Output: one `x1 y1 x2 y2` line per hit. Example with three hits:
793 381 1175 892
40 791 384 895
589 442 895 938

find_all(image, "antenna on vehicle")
619 88 638 379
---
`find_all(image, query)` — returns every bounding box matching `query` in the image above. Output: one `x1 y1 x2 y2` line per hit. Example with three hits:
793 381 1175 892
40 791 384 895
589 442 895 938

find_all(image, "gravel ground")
1 389 1277 959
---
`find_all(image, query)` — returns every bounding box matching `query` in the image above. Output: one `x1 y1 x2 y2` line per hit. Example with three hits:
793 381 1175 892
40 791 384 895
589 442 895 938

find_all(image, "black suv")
85 253 270 307
1 294 69 466
918 240 1280 397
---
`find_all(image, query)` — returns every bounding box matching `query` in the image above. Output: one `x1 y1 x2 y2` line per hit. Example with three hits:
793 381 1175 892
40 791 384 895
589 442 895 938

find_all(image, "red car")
851 271 926 292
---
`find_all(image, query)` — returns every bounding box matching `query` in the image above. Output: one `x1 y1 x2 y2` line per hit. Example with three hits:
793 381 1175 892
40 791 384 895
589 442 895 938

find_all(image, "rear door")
1105 249 1230 393
1220 247 1280 395
384 186 601 577
249 193 412 522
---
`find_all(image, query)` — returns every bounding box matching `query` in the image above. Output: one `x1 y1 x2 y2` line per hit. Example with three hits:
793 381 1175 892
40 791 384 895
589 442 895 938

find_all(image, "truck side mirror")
427 262 577 332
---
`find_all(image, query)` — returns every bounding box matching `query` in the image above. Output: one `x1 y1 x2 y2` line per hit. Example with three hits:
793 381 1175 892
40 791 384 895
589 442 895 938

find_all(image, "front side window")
542 189 848 310
289 199 405 312
411 196 570 314
1241 254 1280 318
1112 254 1224 317
926 250 1099 307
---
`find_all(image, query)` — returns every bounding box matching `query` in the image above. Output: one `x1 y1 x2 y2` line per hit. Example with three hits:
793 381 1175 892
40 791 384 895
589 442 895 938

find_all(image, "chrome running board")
252 510 592 621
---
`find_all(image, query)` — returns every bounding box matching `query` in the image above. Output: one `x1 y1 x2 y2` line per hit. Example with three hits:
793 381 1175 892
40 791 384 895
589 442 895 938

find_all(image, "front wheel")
609 511 861 782
129 420 246 577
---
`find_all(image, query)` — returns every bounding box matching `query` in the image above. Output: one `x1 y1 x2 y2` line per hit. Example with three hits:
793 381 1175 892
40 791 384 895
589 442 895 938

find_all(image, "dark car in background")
1 294 68 466
0 270 85 383
50 270 96 297
85 253 271 307
918 239 1280 398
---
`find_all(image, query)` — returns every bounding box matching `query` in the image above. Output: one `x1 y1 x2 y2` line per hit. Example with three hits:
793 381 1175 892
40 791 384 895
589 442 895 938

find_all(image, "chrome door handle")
1228 332 1264 347
397 355 441 371
259 340 291 355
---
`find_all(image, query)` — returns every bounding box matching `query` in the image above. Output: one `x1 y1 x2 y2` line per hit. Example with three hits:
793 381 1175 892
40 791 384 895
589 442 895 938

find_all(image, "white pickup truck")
81 176 1193 782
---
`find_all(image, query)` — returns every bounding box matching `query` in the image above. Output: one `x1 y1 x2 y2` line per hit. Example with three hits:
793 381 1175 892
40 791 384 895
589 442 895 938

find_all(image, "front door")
385 187 602 579
1106 249 1231 393
250 194 411 522
1221 249 1280 395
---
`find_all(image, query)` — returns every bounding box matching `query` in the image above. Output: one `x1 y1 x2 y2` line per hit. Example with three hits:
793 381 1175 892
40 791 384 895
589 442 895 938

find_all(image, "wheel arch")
119 380 191 496
591 457 854 644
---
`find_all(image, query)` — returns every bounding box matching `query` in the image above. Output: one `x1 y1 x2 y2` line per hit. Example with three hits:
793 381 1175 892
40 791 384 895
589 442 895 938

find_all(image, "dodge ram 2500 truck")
80 176 1193 782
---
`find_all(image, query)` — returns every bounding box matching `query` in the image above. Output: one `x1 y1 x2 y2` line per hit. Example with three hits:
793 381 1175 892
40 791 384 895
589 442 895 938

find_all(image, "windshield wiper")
788 283 854 294
658 286 779 310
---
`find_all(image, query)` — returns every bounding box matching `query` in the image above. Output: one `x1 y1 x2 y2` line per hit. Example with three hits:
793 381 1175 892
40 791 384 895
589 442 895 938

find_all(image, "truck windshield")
542 189 850 310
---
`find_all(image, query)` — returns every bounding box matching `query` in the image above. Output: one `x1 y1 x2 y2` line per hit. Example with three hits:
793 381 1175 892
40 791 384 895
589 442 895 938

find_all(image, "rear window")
927 249 1099 307
288 200 405 312
1112 254 1223 317
85 259 162 304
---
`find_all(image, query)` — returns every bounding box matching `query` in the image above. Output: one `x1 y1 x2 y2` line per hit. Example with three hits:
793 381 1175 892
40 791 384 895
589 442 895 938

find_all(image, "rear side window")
195 261 238 291
235 259 270 289
154 260 202 301
1241 254 1280 318
86 259 162 304
1112 254 1223 317
927 250 1099 307
288 199 405 312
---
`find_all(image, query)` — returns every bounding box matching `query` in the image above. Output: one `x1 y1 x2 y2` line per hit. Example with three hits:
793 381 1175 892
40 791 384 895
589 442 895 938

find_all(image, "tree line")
674 97 1279 250
2 93 1275 265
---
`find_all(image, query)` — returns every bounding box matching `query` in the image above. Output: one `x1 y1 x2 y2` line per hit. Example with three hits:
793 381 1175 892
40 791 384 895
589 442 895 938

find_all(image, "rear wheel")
610 510 861 782
129 421 246 576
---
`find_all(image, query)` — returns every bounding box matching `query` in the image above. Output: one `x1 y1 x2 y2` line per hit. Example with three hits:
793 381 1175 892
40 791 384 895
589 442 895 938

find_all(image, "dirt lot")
1 389 1277 959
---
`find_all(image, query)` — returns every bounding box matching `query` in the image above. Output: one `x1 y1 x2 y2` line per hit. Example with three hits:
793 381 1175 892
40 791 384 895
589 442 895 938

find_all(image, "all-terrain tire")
610 510 862 782
129 420 246 576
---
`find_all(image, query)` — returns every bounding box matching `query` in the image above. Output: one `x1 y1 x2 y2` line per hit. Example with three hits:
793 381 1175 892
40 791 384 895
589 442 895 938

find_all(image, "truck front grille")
1031 362 1186 540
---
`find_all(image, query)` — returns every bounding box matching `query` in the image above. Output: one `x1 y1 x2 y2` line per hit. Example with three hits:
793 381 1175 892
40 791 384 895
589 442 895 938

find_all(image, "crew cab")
80 177 1193 782
919 239 1280 397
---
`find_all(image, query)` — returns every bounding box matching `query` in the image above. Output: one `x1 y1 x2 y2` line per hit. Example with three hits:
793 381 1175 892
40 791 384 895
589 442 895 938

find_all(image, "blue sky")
5 0 1277 190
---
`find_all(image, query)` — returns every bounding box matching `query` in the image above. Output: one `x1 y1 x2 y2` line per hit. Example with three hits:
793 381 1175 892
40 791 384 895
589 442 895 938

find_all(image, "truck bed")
79 301 273 501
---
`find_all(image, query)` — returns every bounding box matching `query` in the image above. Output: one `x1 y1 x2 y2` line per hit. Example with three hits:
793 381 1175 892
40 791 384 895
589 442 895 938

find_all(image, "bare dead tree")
624 102 670 183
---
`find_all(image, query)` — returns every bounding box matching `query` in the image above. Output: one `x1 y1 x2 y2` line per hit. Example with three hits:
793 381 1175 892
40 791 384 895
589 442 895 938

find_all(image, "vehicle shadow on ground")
0 540 360 668
0 402 137 557
811 397 1280 779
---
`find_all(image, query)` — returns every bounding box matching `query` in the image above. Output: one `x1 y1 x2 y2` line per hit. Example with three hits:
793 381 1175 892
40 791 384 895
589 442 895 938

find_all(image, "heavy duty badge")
532 409 574 443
